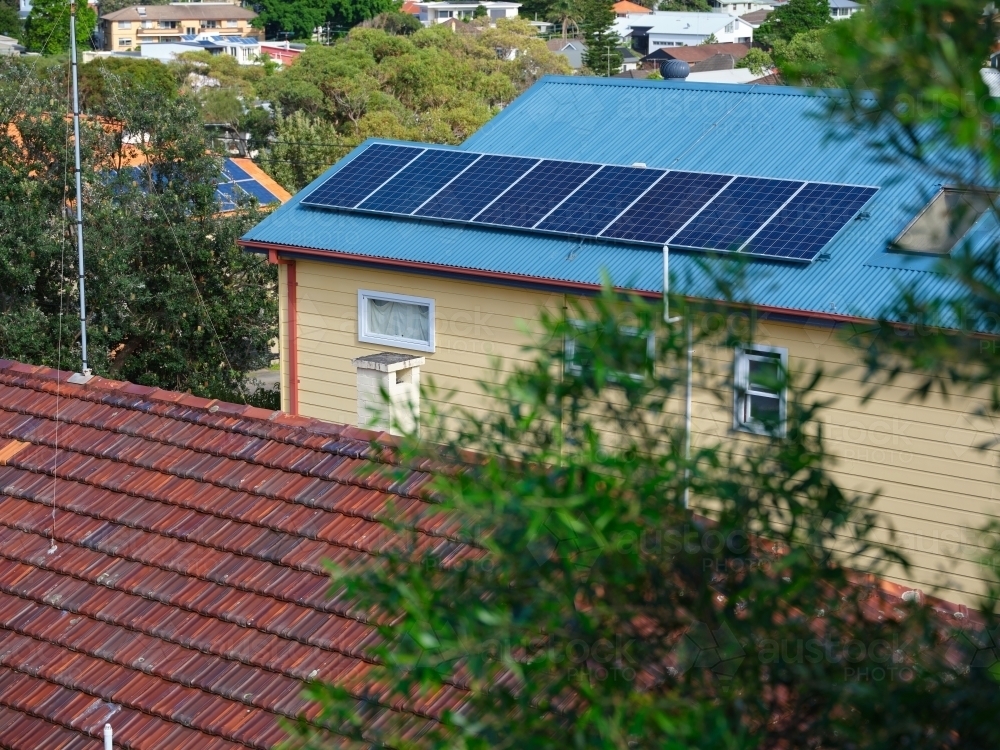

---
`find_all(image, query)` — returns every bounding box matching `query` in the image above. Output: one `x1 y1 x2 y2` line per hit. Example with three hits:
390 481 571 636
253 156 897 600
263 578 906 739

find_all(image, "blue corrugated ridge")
241 76 999 327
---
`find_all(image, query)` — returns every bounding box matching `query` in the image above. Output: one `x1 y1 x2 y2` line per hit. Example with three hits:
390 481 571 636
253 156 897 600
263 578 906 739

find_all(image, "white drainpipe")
664 244 693 509
104 723 113 750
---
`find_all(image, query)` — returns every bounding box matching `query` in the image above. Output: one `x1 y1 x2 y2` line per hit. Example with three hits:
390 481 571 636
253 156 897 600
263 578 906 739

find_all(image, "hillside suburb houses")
240 76 1000 608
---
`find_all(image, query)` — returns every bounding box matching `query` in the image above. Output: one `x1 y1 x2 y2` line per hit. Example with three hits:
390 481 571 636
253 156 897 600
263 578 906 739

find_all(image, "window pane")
749 393 781 427
748 356 779 391
368 298 430 343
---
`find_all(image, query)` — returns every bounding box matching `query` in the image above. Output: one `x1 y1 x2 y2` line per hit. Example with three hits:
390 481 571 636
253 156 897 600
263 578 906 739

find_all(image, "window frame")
733 344 787 437
117 20 131 29
357 289 436 353
564 319 655 382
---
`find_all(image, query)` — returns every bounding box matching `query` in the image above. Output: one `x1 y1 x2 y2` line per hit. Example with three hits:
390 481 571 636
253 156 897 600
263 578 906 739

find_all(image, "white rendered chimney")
352 353 425 435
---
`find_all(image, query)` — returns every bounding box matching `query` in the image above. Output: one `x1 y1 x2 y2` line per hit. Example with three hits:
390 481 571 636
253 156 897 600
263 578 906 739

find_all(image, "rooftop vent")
894 187 995 255
660 59 690 80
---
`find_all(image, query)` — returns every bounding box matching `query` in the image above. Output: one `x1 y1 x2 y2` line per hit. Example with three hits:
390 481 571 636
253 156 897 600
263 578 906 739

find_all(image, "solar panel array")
301 143 878 262
218 158 281 210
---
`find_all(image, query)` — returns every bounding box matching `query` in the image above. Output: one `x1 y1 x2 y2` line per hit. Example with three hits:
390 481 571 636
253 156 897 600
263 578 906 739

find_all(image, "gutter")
242 239 878 329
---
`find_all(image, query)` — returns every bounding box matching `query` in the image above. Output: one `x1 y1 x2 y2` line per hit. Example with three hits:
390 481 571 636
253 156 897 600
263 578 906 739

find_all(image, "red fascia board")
242 239 879 328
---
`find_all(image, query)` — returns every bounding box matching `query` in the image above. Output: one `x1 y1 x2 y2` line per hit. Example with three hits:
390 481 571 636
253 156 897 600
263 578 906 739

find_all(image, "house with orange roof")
614 0 651 16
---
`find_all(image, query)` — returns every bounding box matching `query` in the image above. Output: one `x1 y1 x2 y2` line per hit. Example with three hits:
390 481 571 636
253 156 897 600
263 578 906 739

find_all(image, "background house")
615 11 754 52
415 1 520 25
141 33 261 64
707 0 775 16
613 0 652 17
639 42 749 71
546 38 586 70
101 3 257 52
241 77 1000 607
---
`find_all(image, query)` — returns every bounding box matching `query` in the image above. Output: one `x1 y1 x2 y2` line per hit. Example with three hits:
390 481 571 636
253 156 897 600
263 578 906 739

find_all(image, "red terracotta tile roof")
0 360 469 749
656 43 749 64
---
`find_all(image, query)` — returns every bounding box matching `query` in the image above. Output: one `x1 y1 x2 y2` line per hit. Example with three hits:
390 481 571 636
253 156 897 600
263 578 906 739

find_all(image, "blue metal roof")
242 76 996 324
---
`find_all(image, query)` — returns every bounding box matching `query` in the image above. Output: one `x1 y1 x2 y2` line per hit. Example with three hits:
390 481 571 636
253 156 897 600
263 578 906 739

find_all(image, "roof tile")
0 360 466 745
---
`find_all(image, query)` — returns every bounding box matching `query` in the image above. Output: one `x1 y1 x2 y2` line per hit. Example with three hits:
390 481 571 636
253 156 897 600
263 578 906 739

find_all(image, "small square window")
734 346 787 437
118 38 132 46
358 289 434 353
565 320 655 382
894 188 994 255
117 20 131 29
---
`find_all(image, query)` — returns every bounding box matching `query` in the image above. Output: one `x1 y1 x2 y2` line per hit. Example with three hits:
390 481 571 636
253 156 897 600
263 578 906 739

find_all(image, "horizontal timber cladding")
287 258 998 605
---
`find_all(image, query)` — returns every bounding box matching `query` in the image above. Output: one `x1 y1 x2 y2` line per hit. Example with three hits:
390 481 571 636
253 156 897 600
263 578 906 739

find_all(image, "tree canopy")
0 0 21 39
253 0 399 41
578 0 622 75
23 0 96 55
755 0 829 47
0 57 276 401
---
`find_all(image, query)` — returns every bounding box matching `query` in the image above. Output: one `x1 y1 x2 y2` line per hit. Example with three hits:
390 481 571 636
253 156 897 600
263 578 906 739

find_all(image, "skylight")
894 188 995 255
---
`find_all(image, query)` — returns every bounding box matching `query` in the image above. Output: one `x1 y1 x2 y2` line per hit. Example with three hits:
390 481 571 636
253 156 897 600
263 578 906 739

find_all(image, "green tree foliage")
256 22 568 190
254 0 399 41
771 28 837 85
23 0 95 55
360 10 423 35
546 0 579 40
813 0 1000 420
735 47 773 75
259 109 348 193
578 0 621 75
755 0 829 47
0 0 21 39
658 0 711 11
283 289 1000 749
79 58 177 112
0 57 276 400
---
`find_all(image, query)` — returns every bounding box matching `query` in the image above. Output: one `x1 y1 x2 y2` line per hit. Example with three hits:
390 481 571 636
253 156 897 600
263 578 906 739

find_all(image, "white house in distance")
614 11 754 52
415 1 520 25
707 0 775 16
141 34 261 64
828 0 861 18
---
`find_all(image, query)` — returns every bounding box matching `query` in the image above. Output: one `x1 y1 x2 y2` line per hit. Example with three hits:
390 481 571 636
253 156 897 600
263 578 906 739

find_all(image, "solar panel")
222 159 252 182
741 183 878 260
416 154 538 221
238 180 280 206
359 149 480 215
474 159 601 228
670 177 804 252
301 143 423 209
300 142 880 263
537 166 664 236
602 171 732 244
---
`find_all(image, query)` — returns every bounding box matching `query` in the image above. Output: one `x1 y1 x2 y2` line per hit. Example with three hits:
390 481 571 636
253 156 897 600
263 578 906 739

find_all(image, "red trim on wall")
266 250 299 415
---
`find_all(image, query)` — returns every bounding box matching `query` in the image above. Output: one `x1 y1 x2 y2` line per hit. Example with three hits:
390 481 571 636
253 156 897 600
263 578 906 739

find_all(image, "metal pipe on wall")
70 6 91 376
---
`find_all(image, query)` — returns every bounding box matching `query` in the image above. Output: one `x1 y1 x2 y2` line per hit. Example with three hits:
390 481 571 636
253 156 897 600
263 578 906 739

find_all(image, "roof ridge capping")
0 358 397 449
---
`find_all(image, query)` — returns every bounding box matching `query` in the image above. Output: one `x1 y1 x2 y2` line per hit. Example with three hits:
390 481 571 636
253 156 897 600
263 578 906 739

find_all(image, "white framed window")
118 37 132 46
117 20 131 29
565 320 655 382
225 19 238 27
733 345 787 436
358 289 435 353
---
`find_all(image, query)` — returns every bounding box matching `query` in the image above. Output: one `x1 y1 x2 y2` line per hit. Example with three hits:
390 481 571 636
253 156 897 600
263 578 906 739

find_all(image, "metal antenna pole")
70 5 91 376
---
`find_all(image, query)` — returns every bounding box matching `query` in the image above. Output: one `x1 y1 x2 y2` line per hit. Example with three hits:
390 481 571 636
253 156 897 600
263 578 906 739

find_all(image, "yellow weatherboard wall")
281 259 999 606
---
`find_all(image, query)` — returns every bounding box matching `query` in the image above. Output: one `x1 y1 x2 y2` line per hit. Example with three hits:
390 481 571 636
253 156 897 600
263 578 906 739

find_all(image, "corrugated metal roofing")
0 360 471 748
242 77 997 325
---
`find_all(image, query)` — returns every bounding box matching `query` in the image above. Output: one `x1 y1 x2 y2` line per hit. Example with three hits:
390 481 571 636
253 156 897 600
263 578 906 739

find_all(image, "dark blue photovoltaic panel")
671 176 804 251
301 143 423 208
238 180 280 205
474 159 601 228
536 166 664 236
416 154 538 221
602 171 732 244
743 183 878 260
222 159 252 181
358 149 480 214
